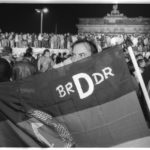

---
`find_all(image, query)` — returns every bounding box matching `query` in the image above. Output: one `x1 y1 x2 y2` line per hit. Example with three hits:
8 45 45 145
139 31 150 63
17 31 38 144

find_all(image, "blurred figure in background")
1 46 14 67
37 49 54 72
0 58 12 82
12 61 36 81
23 47 37 68
51 53 57 64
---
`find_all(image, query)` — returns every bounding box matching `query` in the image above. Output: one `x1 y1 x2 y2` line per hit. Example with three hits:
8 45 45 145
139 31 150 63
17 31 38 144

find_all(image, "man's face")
137 55 143 60
139 60 146 68
44 51 50 58
71 42 92 62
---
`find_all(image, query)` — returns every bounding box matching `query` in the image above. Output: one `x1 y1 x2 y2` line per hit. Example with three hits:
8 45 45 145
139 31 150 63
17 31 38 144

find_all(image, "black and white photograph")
1 0 150 147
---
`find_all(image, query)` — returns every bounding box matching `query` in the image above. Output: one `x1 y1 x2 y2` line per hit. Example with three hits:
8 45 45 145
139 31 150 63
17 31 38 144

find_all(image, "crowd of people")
1 31 150 146
1 32 150 51
1 32 150 100
0 32 150 79
0 45 73 82
0 32 76 49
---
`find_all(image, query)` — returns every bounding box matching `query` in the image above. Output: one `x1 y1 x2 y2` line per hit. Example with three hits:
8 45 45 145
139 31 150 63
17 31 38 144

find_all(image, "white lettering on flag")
102 67 115 79
73 73 94 99
56 85 66 98
56 67 115 99
92 73 104 85
65 82 75 95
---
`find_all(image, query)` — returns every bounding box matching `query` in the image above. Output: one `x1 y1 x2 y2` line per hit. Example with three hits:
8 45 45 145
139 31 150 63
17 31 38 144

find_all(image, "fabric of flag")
0 45 150 147
0 83 75 147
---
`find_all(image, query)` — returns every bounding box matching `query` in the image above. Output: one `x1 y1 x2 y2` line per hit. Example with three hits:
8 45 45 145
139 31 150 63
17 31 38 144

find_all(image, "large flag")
0 45 150 147
0 82 74 147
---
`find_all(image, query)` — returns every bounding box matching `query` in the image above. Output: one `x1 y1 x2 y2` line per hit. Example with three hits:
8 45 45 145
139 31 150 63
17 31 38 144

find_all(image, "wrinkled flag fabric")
0 45 150 147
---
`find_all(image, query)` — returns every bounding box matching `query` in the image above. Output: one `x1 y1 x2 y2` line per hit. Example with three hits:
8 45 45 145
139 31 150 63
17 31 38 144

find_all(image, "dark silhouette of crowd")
0 45 72 82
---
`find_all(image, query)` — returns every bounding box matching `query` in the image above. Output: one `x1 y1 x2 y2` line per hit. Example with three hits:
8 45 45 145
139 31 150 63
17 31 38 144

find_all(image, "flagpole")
128 46 150 112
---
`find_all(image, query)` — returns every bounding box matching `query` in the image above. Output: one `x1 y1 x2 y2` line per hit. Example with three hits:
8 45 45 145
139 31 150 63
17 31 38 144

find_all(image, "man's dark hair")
42 49 50 56
71 39 98 54
26 47 33 55
137 59 145 67
63 52 67 56
0 58 12 82
24 52 32 58
136 54 143 59
125 37 133 47
51 53 57 61
12 61 36 81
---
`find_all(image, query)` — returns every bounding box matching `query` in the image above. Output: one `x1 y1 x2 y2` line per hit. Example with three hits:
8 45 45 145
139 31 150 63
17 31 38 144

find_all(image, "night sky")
0 4 150 34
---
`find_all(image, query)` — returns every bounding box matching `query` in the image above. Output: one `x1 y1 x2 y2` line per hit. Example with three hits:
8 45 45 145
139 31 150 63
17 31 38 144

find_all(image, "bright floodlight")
43 8 48 13
35 9 41 13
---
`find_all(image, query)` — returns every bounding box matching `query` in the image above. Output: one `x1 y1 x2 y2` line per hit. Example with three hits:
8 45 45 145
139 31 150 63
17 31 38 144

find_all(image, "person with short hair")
37 49 54 72
71 39 98 62
136 54 144 61
1 46 14 66
23 47 37 67
53 39 98 68
12 61 36 81
51 53 57 64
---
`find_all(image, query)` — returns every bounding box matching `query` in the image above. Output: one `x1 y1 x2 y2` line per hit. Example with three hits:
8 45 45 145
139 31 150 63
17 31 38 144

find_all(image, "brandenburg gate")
77 4 150 34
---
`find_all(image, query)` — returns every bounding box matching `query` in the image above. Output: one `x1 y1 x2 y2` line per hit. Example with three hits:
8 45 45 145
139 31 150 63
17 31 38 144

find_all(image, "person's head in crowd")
63 52 68 59
125 56 130 63
36 53 41 60
0 58 12 82
12 61 36 81
127 60 135 75
42 49 50 58
51 53 57 62
58 53 61 57
56 53 62 64
26 47 33 55
23 52 33 62
1 46 13 64
138 44 144 52
125 37 133 48
38 49 53 72
137 59 146 69
71 39 98 62
136 54 144 61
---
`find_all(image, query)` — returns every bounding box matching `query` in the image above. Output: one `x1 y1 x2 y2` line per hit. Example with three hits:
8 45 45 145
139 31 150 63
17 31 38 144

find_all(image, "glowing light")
35 9 41 13
43 8 48 13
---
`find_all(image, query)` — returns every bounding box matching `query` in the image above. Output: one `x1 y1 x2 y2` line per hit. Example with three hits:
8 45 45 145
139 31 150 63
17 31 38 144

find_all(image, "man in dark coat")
0 58 12 82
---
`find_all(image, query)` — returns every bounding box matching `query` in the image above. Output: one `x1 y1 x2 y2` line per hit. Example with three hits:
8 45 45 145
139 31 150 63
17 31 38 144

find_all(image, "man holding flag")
0 39 150 147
